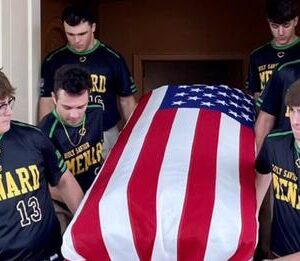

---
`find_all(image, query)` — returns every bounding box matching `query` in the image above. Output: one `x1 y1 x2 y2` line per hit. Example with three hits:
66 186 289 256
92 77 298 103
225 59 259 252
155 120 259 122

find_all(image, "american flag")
62 84 257 261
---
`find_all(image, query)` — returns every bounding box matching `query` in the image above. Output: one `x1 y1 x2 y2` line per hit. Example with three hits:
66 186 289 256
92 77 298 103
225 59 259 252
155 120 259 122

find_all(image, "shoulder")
278 59 300 72
250 41 272 56
86 105 103 117
38 112 59 137
43 45 69 63
266 129 293 146
95 41 124 61
11 120 42 134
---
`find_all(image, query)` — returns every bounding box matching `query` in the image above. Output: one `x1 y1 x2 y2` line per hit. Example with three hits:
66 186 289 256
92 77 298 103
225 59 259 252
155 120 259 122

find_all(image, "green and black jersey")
256 130 300 256
39 105 104 193
0 121 66 260
257 59 300 130
40 40 137 131
246 38 300 94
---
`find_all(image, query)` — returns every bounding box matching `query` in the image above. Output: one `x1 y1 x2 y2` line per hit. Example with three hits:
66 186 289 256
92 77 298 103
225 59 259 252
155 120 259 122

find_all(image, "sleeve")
257 68 283 116
255 137 272 174
39 132 67 186
246 53 261 94
40 58 55 97
113 55 137 97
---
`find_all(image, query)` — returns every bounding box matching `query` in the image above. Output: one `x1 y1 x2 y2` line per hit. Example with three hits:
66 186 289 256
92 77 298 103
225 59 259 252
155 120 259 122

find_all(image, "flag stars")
191 88 202 93
203 93 216 98
229 101 239 108
188 96 201 101
201 101 214 107
218 91 228 97
205 85 216 90
228 110 240 118
243 97 252 105
241 112 251 121
216 99 227 106
231 94 240 100
175 92 189 97
242 105 251 113
172 100 186 106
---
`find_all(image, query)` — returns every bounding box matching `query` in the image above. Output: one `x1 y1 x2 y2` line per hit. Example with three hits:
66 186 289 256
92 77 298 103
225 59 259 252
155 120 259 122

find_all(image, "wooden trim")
133 54 247 97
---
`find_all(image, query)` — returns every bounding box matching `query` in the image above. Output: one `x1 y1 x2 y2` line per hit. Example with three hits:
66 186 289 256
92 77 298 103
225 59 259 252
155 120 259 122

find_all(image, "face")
289 106 300 143
268 17 298 46
64 21 96 52
52 90 88 126
0 96 14 134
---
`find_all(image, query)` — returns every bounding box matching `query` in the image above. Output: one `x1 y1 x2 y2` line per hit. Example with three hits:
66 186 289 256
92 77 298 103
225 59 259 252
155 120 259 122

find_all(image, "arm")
119 95 137 121
255 171 272 212
54 170 84 214
255 111 275 153
38 97 55 121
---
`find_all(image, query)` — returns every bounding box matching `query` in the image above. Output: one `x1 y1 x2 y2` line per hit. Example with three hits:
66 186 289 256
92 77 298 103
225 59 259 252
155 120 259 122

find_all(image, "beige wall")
1 0 40 124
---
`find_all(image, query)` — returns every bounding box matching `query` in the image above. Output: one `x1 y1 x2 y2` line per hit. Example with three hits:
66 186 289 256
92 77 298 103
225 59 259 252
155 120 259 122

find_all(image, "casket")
62 84 257 261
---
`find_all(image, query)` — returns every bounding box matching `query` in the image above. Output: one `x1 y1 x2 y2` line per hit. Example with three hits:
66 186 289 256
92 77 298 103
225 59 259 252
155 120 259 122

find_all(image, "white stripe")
152 108 199 260
204 114 242 260
99 86 169 260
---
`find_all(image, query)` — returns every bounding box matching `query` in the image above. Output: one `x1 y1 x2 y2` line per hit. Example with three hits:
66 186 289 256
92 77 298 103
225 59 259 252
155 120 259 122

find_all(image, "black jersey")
257 59 300 130
38 105 104 193
256 130 300 256
0 121 66 260
40 40 137 131
246 38 300 94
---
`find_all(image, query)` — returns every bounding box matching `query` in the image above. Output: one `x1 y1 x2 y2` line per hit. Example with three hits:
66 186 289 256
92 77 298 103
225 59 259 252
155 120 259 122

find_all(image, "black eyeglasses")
0 97 15 115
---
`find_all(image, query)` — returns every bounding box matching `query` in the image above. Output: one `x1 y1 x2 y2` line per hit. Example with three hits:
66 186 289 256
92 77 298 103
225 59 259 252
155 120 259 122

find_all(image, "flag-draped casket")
62 84 257 261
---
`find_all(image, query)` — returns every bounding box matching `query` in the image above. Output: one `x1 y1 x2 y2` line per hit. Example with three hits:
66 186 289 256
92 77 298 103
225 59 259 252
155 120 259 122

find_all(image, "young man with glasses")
0 71 83 260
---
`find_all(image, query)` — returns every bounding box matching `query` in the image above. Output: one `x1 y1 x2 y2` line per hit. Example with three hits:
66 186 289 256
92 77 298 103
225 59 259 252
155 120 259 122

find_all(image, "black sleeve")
246 53 261 94
39 132 66 186
258 68 283 117
255 137 272 174
40 58 55 97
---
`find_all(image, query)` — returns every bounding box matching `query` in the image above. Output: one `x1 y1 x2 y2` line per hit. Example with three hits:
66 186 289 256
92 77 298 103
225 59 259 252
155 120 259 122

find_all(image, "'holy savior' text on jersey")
40 40 137 131
256 130 300 256
257 59 300 130
246 37 300 94
38 105 104 193
0 121 66 260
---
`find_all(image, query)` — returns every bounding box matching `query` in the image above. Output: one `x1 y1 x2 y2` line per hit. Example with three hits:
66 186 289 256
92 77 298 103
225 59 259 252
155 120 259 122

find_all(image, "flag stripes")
62 84 257 261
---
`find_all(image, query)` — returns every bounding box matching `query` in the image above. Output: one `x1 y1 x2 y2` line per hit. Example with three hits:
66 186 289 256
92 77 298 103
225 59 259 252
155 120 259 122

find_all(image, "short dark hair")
54 64 92 96
266 0 298 24
0 71 15 99
61 5 96 26
285 79 300 107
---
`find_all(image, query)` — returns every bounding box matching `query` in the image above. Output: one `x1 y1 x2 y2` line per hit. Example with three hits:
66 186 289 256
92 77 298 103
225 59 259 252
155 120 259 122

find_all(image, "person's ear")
294 16 298 27
92 23 96 33
51 92 57 105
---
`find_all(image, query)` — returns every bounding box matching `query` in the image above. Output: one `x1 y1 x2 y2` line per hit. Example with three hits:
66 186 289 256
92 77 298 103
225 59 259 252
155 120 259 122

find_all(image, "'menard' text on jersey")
64 141 102 176
0 165 40 201
259 63 278 91
272 164 300 209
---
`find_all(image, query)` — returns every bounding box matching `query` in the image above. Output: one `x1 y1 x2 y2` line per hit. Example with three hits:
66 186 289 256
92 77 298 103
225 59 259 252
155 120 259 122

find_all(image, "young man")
39 64 104 231
246 0 299 100
0 71 83 260
256 79 300 259
39 5 137 157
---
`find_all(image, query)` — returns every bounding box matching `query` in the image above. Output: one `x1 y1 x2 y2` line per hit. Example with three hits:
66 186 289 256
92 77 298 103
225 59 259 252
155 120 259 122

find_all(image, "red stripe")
71 93 152 260
229 126 257 260
177 110 221 260
127 109 177 260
